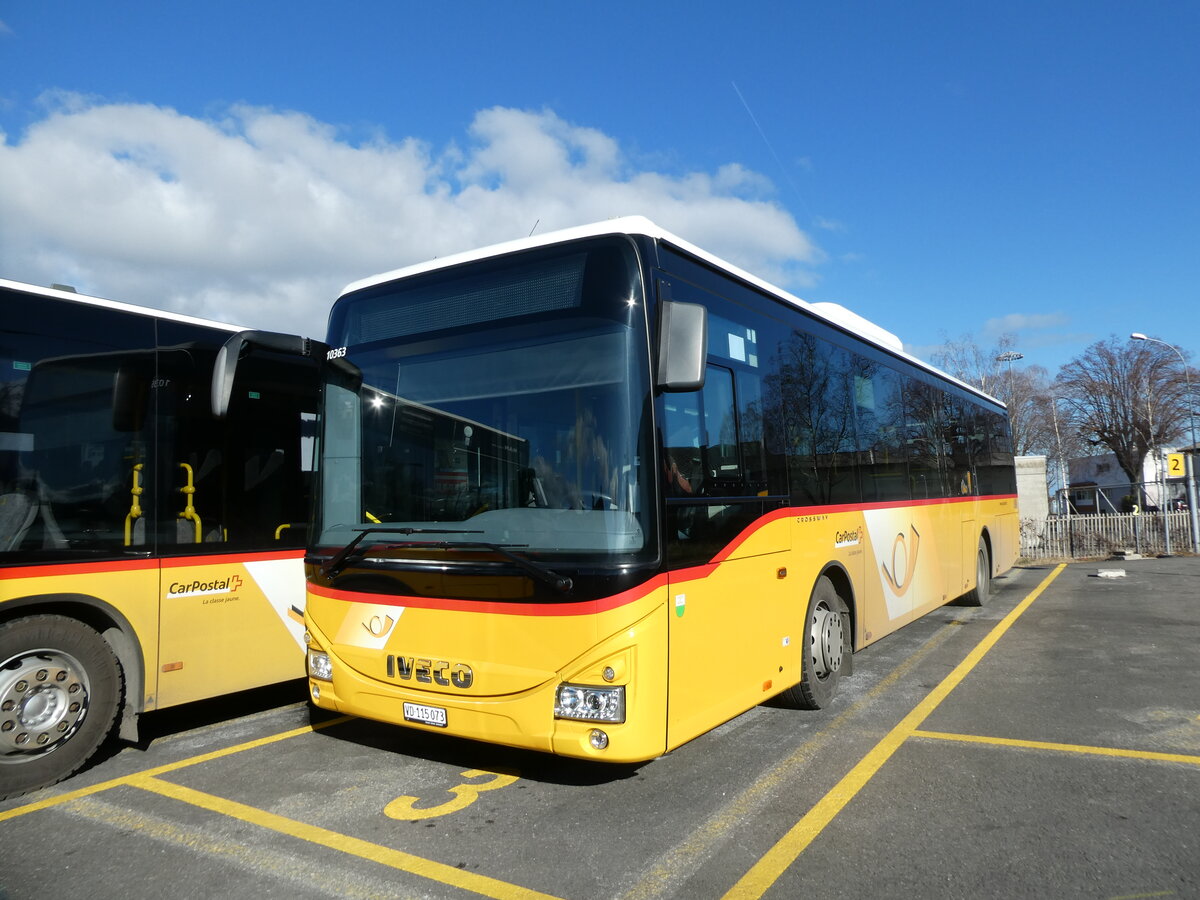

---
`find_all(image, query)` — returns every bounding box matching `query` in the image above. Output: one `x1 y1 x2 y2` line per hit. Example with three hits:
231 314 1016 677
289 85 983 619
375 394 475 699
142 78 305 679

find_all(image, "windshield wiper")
320 528 574 593
408 540 574 594
320 526 483 578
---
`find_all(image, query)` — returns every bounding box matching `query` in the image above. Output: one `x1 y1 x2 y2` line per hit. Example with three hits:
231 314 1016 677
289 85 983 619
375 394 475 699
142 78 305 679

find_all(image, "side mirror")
212 330 331 418
656 300 707 392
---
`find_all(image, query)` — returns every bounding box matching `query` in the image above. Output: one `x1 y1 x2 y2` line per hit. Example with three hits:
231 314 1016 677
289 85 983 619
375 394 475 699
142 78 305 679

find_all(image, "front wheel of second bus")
0 615 124 800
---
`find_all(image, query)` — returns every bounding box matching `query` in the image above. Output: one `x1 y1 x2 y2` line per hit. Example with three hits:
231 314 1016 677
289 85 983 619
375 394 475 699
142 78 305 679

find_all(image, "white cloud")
814 216 847 234
0 97 823 336
982 312 1070 337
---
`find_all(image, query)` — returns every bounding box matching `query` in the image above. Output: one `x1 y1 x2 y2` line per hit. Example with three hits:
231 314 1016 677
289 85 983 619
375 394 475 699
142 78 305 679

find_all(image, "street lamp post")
1050 397 1073 556
1050 399 1070 511
996 350 1024 401
1131 333 1200 554
995 351 1024 465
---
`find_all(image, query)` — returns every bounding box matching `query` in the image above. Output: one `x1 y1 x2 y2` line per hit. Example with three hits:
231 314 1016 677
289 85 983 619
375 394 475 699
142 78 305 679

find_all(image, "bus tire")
962 538 991 607
781 575 847 710
0 615 124 801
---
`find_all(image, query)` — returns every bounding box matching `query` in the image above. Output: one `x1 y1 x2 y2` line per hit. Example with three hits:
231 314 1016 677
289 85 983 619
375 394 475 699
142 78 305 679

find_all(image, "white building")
1067 446 1193 513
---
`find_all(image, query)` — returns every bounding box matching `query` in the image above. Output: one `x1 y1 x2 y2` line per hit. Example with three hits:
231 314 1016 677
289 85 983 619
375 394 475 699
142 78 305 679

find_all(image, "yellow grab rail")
177 462 202 542
124 463 144 546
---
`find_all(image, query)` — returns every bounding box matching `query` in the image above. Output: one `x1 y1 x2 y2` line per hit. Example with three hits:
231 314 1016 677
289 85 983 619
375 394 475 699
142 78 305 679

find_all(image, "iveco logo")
386 655 474 689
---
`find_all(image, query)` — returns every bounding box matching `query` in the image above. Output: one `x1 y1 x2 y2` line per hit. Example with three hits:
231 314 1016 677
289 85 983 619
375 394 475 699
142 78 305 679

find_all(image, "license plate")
403 702 448 728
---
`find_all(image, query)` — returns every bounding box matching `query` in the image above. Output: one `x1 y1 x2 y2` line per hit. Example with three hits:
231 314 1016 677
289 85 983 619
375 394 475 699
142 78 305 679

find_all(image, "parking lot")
2 558 1197 899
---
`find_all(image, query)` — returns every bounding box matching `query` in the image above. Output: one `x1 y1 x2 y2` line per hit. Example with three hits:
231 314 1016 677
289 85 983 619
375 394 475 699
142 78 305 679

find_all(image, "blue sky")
1 1 1197 379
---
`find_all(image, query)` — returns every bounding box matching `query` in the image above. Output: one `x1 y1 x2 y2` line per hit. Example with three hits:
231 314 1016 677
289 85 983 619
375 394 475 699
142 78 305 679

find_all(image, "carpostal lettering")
168 575 244 598
387 655 474 689
835 528 864 548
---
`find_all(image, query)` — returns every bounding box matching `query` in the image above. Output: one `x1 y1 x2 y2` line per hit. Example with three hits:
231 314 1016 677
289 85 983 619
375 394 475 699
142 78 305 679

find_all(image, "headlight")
554 683 625 723
307 650 333 681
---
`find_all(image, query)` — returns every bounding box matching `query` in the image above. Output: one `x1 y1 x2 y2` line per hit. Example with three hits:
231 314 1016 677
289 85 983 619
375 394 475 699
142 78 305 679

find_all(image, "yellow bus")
223 218 1018 764
1 279 317 798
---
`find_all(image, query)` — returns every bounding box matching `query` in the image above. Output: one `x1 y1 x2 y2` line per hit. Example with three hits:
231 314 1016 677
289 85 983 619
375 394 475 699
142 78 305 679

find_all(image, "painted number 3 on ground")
384 769 519 820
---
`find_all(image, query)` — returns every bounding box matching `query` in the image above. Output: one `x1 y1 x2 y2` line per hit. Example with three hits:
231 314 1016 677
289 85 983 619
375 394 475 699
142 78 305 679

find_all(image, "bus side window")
701 366 739 492
778 336 860 506
21 354 154 552
904 375 949 499
946 397 979 496
220 355 318 548
660 364 741 501
735 369 784 496
662 392 702 496
978 410 1016 495
855 360 909 503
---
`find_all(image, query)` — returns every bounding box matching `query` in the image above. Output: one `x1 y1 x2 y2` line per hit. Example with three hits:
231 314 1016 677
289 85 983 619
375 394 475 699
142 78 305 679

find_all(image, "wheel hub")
810 605 845 680
0 651 90 759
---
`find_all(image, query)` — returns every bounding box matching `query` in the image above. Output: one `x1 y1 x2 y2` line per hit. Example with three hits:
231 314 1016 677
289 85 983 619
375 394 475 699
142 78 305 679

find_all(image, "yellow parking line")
622 610 967 900
57 793 396 900
0 715 352 823
723 563 1068 900
913 729 1200 767
133 775 565 900
6 713 562 898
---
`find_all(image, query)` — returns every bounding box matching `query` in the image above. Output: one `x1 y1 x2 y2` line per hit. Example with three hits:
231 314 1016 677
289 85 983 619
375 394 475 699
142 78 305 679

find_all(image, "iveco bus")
217 218 1018 764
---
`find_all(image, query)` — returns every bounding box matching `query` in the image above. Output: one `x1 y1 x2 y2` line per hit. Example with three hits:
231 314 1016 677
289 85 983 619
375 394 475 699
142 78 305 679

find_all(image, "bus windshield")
316 238 655 568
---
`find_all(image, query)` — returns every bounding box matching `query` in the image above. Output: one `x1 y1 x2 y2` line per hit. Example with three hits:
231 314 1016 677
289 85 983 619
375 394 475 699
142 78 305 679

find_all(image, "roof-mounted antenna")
529 219 540 236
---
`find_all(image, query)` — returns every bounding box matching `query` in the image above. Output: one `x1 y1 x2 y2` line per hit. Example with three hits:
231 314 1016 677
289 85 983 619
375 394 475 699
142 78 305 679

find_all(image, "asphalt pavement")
2 557 1197 899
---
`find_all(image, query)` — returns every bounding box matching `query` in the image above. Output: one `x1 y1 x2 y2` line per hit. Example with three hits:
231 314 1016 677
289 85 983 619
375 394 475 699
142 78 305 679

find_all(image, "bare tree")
1055 335 1193 488
999 364 1057 456
1031 393 1089 460
931 332 1017 397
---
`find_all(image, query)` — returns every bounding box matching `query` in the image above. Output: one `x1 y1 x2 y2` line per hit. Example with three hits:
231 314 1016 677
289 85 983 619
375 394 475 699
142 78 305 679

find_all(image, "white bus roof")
0 277 246 333
339 217 1002 406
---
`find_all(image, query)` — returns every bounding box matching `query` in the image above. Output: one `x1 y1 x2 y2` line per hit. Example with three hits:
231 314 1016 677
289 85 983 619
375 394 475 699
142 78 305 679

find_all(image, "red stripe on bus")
160 549 305 568
709 494 1016 563
0 558 160 580
309 573 672 617
1 549 304 581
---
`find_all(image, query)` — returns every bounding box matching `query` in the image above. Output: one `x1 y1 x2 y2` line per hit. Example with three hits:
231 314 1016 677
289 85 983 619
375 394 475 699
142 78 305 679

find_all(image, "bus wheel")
0 616 124 801
963 538 991 607
782 576 846 710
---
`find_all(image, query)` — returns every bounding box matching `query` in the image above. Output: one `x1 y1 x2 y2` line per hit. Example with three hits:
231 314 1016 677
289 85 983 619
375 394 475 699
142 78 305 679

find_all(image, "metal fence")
1020 511 1195 560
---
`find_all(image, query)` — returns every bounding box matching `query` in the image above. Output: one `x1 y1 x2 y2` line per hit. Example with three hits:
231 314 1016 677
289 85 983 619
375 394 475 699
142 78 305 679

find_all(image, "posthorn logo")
881 526 921 597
